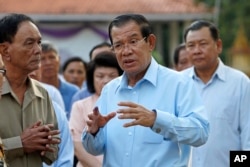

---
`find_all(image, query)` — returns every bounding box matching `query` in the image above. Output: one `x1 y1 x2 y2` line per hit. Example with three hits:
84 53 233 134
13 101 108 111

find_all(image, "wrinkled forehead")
186 27 213 42
111 21 141 37
14 21 41 40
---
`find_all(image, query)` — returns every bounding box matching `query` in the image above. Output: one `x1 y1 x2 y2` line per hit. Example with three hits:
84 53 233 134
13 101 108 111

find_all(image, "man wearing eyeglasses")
82 14 209 167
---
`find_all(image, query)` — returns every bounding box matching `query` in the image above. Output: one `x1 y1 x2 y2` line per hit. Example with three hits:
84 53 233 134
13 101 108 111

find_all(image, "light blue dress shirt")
42 83 65 111
71 86 92 107
58 78 79 119
82 58 209 167
43 101 74 167
183 59 250 167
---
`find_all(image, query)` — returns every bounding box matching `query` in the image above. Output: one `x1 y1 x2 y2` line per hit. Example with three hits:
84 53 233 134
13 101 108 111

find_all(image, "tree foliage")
195 0 250 63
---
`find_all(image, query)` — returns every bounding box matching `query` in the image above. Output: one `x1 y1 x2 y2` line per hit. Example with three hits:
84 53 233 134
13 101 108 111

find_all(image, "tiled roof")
0 0 211 14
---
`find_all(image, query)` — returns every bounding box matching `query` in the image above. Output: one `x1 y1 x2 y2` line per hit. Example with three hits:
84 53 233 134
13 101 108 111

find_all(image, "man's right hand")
21 121 60 154
86 107 116 135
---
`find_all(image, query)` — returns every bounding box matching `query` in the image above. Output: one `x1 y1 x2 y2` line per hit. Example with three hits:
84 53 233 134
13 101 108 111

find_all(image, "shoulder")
102 76 122 92
73 95 93 107
52 101 65 118
60 79 79 92
42 83 58 91
30 78 45 90
215 64 249 88
158 65 191 83
224 65 249 80
30 78 50 97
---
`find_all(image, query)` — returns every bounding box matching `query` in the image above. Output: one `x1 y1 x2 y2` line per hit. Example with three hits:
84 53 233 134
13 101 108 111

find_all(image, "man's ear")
148 34 156 52
0 43 10 61
216 39 223 54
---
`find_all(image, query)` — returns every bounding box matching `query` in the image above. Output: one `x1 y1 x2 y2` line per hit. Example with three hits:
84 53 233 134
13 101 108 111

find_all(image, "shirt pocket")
213 97 238 123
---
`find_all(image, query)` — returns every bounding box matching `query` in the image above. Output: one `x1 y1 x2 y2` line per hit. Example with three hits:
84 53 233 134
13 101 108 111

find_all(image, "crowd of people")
0 13 249 167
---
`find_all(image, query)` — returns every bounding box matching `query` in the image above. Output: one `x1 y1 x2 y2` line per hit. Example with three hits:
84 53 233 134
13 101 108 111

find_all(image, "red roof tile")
0 0 211 14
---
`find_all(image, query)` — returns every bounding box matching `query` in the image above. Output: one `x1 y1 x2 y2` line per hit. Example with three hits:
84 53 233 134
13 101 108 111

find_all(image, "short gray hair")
41 40 58 54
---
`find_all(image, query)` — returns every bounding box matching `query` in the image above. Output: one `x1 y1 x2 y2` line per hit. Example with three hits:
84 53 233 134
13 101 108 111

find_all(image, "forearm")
74 141 101 167
82 128 105 156
152 109 209 146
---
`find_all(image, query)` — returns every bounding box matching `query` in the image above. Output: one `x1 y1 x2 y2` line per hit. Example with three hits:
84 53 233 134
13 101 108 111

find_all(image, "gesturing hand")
86 107 116 135
21 121 60 154
117 101 156 127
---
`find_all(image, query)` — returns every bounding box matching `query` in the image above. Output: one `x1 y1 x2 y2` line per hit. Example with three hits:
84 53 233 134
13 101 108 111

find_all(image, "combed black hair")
89 42 111 60
87 51 123 93
62 57 87 72
183 20 219 42
173 43 186 65
108 14 152 44
0 13 35 43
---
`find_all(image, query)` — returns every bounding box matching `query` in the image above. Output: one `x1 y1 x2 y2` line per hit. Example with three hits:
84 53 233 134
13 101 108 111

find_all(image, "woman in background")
69 51 123 167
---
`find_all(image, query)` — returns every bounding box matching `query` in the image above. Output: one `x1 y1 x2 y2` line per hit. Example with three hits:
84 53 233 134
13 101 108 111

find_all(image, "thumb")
105 112 116 122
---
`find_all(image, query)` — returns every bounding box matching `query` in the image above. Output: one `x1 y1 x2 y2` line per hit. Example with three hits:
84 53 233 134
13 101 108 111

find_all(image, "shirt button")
128 132 132 136
126 153 129 156
155 128 161 133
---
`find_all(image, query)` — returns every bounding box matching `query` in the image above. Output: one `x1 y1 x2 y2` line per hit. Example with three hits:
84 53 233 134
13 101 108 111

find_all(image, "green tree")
196 0 250 64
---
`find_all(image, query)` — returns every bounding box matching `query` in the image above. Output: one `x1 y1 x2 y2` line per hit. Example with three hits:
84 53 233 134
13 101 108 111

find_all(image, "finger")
41 151 45 156
47 138 61 145
118 113 138 119
29 131 56 141
104 112 116 122
93 107 100 115
45 146 56 153
37 137 60 145
123 120 138 127
48 129 60 136
86 120 92 126
40 145 56 156
47 135 52 140
29 121 42 128
118 101 137 108
47 124 54 129
117 108 134 114
88 114 95 120
88 107 100 120
37 125 51 132
38 124 56 132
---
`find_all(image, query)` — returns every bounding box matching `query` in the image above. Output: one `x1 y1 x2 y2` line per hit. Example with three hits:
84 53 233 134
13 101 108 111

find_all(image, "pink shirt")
69 94 103 167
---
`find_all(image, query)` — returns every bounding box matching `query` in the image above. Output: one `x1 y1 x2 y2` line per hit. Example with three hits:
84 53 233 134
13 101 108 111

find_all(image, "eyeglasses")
112 37 146 52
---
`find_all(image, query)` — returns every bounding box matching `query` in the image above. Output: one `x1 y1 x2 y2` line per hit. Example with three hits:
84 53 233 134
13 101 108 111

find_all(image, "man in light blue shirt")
82 14 209 167
58 77 79 119
29 68 74 167
43 101 74 167
183 20 250 167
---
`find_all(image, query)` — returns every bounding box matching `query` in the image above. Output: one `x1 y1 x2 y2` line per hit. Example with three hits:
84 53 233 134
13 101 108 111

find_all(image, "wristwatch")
0 68 6 76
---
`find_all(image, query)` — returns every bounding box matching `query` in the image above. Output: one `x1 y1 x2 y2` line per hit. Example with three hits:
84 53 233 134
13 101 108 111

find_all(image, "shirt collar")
29 78 44 98
2 77 44 99
120 57 158 89
189 58 226 82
